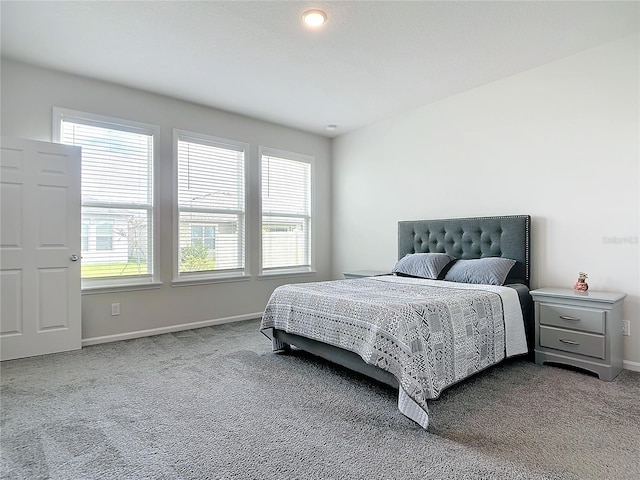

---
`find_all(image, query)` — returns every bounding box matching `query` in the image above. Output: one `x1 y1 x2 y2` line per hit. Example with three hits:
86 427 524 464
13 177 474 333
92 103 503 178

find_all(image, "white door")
1 137 81 360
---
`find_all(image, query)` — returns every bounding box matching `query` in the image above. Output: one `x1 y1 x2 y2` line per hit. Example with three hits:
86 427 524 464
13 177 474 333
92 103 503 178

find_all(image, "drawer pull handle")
559 339 580 346
559 315 580 321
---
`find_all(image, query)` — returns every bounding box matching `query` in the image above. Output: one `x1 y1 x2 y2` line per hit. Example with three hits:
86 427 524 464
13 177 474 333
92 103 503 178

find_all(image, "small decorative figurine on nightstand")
574 272 589 292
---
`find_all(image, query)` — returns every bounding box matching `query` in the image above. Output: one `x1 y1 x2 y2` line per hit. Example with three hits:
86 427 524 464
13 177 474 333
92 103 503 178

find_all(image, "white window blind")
261 150 312 272
58 113 156 284
176 132 246 277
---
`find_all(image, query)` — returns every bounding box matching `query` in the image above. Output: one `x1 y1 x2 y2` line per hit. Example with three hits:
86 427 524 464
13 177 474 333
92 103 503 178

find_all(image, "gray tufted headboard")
398 215 531 286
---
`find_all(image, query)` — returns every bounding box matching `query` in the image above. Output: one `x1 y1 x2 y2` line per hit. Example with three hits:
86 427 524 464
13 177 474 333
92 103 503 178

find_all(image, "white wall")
332 34 640 366
0 58 332 341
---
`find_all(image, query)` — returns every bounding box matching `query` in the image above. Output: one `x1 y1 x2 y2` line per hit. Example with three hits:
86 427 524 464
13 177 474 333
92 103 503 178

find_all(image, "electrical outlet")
622 320 630 336
111 303 120 316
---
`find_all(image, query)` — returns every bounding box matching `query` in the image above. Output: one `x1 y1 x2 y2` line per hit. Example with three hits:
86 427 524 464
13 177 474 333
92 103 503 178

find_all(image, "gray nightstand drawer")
539 303 605 334
539 326 605 359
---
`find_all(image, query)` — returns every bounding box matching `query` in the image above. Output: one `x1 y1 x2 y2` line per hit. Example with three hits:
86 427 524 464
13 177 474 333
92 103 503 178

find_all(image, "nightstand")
530 287 626 381
343 270 389 279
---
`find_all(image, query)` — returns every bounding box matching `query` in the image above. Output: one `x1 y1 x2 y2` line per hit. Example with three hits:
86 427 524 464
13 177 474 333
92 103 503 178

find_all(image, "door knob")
70 254 79 262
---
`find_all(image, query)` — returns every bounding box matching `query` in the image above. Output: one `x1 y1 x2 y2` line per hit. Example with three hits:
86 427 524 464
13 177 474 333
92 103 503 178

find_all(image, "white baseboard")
82 312 263 347
623 359 640 373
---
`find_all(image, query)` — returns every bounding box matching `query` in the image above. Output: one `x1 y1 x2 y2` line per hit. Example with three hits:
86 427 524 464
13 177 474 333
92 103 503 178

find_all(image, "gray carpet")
1 319 639 480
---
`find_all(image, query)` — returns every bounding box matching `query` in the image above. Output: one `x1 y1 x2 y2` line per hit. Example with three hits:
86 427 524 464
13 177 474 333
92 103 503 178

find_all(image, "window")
54 108 159 289
260 147 313 274
175 130 247 280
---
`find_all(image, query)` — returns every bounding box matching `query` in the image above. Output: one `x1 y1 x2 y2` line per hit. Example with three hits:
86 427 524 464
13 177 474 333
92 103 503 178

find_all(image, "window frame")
172 129 250 286
81 221 89 252
53 107 161 293
258 146 315 278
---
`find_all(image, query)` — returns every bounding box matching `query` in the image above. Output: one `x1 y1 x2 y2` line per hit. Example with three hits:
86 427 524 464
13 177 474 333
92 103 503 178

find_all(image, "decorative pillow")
444 257 516 286
392 253 454 279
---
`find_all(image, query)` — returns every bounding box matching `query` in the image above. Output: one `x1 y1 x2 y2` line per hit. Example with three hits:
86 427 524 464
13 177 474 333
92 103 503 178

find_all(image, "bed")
260 215 532 428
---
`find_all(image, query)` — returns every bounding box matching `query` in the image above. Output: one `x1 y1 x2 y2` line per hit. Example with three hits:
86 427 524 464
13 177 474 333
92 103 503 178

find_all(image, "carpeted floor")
1 319 639 480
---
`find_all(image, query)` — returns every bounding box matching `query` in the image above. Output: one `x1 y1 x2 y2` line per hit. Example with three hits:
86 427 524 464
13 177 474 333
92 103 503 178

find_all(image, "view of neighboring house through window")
260 148 313 273
175 131 247 278
190 224 216 250
55 108 157 287
95 220 114 251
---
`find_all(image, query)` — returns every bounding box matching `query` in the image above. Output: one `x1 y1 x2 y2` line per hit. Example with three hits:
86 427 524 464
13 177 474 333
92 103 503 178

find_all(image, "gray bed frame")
273 215 532 389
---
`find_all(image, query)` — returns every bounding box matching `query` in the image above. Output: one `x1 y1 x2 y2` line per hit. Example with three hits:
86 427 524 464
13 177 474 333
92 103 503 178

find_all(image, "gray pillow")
444 257 516 286
392 253 453 279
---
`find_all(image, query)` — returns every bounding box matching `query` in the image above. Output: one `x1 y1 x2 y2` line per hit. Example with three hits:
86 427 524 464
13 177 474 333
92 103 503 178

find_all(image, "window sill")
82 281 163 295
257 269 317 280
171 273 252 287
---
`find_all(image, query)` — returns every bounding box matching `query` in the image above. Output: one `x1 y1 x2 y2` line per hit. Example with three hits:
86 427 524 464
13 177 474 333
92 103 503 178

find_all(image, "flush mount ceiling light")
302 9 327 28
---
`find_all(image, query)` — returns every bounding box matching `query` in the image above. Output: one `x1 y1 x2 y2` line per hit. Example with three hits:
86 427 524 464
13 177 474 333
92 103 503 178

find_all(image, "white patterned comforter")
260 275 527 429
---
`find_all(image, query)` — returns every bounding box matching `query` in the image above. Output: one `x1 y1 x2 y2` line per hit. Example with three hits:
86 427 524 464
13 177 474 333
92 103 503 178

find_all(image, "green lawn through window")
82 262 148 278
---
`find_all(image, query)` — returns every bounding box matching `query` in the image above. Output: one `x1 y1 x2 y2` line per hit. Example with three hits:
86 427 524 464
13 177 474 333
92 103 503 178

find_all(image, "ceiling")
1 1 638 138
